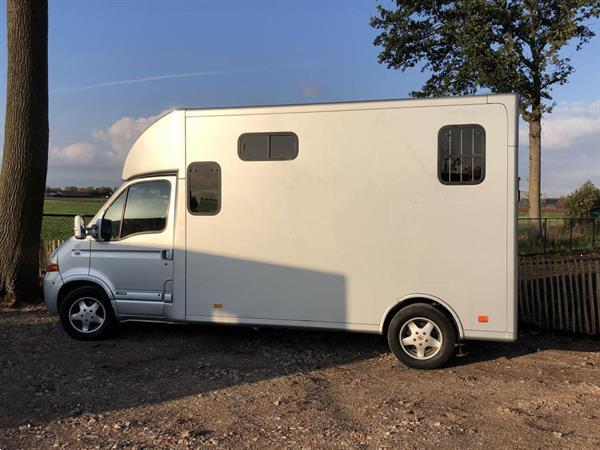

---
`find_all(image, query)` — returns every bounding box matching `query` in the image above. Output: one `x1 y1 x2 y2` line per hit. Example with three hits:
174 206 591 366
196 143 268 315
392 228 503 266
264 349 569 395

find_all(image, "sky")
0 0 599 196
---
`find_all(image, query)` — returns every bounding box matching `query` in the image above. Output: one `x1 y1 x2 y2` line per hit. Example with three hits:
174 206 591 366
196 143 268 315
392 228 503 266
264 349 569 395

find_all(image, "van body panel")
56 237 91 281
181 95 516 338
184 314 380 333
166 175 187 321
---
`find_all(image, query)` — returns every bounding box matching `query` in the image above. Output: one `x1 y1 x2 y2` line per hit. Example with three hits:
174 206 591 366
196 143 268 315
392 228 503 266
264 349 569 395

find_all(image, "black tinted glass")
188 162 221 215
238 132 298 161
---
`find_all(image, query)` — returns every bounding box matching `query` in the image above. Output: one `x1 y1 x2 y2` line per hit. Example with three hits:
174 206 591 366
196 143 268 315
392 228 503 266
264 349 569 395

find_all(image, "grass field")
518 215 600 254
43 198 106 215
518 211 564 219
42 198 106 240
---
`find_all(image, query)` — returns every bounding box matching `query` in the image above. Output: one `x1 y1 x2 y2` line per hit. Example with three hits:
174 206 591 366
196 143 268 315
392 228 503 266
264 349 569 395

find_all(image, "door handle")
161 249 173 260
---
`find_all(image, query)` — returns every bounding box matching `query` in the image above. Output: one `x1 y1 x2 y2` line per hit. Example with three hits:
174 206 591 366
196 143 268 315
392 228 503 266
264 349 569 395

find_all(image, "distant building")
45 190 95 198
519 191 546 200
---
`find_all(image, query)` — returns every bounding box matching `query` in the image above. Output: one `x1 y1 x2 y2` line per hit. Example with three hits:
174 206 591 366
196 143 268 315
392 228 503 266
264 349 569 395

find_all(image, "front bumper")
43 271 63 313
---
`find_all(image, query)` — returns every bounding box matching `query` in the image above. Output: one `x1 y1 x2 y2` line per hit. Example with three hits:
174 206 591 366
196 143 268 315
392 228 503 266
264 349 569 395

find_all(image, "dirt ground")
0 306 599 449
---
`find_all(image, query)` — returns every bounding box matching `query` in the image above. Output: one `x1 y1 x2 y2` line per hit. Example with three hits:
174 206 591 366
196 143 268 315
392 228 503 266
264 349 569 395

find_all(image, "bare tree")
0 0 48 306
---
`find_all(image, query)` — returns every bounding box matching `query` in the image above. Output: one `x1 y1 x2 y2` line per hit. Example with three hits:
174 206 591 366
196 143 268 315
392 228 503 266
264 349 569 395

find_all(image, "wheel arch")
57 276 116 314
380 294 464 339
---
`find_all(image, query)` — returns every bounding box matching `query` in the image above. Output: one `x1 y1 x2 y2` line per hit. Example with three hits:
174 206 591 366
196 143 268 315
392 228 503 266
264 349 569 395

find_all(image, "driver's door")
89 176 175 317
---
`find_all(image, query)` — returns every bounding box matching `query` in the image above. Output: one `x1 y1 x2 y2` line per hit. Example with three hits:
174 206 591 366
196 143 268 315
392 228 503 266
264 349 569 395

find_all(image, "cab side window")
102 180 171 240
121 181 170 238
102 191 126 240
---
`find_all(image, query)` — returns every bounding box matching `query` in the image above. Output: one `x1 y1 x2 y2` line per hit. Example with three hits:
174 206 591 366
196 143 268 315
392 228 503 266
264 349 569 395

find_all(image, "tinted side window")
102 190 126 240
239 133 269 160
188 162 221 215
438 125 485 185
120 181 171 238
238 132 298 161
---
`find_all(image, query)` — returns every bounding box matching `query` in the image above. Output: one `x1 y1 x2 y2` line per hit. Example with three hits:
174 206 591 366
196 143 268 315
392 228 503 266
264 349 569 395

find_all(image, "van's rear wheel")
59 286 116 340
387 304 456 369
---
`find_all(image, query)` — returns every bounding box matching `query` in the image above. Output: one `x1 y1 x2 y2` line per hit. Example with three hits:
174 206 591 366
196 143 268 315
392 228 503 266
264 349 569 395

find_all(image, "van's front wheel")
59 286 116 340
387 304 456 369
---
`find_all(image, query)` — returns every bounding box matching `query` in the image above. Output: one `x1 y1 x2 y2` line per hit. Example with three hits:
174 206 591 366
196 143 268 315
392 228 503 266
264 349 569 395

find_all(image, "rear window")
438 125 485 185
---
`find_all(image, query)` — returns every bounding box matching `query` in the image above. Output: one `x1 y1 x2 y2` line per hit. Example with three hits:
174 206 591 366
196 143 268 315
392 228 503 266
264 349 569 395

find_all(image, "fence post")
543 218 547 254
593 219 596 249
569 218 573 252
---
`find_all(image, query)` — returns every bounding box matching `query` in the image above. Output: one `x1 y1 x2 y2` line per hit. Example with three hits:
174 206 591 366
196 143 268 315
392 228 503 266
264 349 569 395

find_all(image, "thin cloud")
51 70 226 94
301 82 320 98
51 62 317 94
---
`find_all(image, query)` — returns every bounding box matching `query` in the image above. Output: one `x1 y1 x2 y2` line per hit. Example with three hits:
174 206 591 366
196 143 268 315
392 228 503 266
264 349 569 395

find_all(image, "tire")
59 286 116 340
387 303 457 369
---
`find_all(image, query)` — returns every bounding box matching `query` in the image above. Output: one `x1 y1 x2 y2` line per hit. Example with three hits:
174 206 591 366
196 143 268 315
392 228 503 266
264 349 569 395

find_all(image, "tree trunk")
528 118 542 239
0 0 49 306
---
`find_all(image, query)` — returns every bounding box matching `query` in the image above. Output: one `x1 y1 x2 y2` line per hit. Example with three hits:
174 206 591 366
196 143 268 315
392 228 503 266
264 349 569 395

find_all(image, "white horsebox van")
44 94 519 369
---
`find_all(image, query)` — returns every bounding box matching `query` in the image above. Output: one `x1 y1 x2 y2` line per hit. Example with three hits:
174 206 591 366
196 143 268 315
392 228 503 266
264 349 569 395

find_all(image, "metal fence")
41 214 90 241
519 252 600 335
518 217 600 255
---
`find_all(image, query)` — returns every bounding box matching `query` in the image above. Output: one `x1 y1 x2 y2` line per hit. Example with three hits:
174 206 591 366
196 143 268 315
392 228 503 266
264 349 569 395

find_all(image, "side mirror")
73 215 86 239
97 218 113 242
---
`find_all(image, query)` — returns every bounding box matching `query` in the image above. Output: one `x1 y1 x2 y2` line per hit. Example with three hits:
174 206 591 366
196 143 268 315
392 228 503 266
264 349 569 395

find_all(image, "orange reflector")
214 303 222 309
46 264 59 272
478 315 489 323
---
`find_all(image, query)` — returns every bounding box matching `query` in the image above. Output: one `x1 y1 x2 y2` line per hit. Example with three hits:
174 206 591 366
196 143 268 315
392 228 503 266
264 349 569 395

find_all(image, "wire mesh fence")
519 217 600 255
41 214 90 241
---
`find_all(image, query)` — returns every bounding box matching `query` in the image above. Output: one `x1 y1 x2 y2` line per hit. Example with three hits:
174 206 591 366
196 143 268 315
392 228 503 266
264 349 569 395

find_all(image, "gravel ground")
0 306 599 449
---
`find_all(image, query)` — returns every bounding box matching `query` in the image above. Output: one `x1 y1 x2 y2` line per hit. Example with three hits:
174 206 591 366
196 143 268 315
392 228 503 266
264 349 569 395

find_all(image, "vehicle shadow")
0 312 386 429
449 326 600 367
